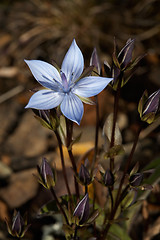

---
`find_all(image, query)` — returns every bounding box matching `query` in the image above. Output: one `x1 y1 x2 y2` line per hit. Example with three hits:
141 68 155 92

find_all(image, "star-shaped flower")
25 39 112 124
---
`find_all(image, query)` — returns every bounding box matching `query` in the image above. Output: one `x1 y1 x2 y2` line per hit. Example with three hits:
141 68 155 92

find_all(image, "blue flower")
25 39 112 125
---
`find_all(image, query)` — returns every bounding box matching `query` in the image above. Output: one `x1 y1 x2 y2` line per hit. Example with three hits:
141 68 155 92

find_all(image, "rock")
0 102 23 145
0 162 12 180
4 110 57 158
0 200 8 221
0 168 38 208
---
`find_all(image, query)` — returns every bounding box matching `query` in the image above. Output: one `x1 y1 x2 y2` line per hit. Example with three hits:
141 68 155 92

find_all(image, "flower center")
61 71 70 93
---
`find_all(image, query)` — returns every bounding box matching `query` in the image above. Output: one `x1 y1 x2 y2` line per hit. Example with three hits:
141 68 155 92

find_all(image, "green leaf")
78 95 95 105
121 189 136 210
63 224 74 239
57 115 67 146
138 90 148 118
103 113 122 151
68 132 82 151
142 157 160 186
39 200 59 215
141 112 155 124
130 162 139 176
125 54 146 71
34 115 53 130
104 145 125 159
86 209 100 224
108 224 132 240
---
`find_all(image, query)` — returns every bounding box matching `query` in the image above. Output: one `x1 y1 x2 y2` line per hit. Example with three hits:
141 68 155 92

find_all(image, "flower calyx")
33 109 60 131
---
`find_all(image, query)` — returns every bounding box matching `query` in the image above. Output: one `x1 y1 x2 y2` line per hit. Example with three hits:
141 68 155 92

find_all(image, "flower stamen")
61 71 70 93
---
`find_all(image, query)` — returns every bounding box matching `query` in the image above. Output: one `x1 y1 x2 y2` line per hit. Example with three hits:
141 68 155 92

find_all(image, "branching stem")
101 126 142 239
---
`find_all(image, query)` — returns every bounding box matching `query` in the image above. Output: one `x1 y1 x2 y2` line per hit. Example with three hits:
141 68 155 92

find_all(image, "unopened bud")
6 211 30 238
73 194 90 225
79 164 91 186
90 47 101 75
103 169 114 187
118 39 135 70
129 173 143 187
37 158 56 189
143 89 160 115
138 89 160 124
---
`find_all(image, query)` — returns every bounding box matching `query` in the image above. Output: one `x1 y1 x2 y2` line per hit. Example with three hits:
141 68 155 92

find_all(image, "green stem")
50 187 69 225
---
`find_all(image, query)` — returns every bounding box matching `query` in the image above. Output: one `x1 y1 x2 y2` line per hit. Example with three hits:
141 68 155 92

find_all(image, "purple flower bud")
138 89 160 124
129 173 143 187
12 211 24 236
103 169 114 187
6 211 30 238
90 47 101 75
41 158 53 181
79 164 91 185
73 194 90 225
118 39 135 69
37 158 56 189
143 89 160 115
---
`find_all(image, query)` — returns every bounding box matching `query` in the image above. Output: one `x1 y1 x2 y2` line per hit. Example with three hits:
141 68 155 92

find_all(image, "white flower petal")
73 76 112 97
24 60 62 89
60 92 84 125
25 89 64 110
61 39 84 83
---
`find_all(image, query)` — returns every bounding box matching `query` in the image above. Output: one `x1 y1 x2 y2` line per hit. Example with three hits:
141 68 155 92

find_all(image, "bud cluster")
104 38 143 90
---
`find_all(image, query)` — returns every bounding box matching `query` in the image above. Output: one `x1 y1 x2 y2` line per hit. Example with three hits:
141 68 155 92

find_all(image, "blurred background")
0 0 160 239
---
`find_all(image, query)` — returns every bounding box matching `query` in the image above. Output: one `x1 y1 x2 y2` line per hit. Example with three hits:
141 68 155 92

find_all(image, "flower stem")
73 225 78 240
68 149 80 199
50 187 69 225
85 185 88 194
91 95 99 171
103 187 114 226
110 74 122 172
55 131 72 202
66 118 80 199
108 187 114 212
